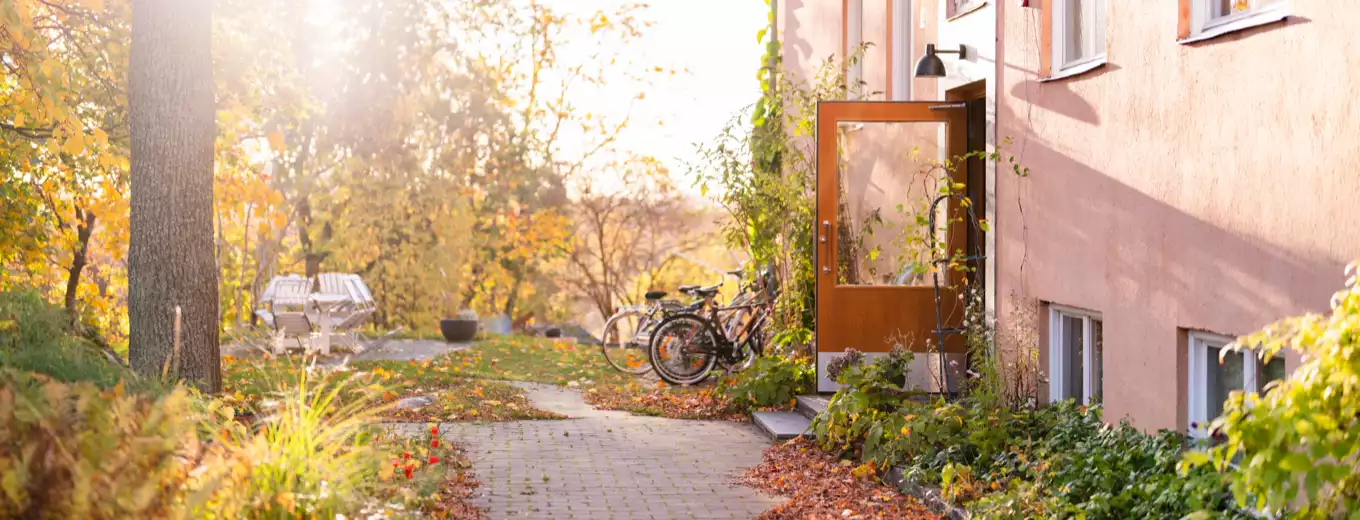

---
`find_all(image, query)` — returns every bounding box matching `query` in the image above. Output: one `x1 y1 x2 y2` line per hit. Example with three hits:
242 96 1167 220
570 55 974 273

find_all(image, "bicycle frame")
615 292 712 348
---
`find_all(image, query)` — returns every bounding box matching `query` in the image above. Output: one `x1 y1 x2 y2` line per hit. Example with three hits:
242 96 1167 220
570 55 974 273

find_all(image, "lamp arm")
935 44 968 59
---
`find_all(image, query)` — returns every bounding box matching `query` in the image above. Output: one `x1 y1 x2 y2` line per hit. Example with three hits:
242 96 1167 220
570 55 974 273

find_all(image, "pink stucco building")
780 0 1360 432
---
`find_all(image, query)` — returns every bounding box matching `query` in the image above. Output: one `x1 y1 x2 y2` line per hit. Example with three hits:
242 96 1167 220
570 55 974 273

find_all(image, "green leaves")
1197 261 1360 517
1183 451 1212 466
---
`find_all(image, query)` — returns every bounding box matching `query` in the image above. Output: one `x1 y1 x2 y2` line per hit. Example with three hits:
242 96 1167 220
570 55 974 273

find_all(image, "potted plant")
439 309 478 342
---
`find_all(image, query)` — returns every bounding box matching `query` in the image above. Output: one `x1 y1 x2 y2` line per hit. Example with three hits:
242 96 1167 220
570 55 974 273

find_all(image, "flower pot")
439 319 478 342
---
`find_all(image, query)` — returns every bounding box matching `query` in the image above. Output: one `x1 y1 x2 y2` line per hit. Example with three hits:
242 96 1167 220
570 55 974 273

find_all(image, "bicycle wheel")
601 310 652 375
649 313 719 385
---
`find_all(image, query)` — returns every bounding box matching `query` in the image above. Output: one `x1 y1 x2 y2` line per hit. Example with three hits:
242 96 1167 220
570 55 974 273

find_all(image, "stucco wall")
996 1 1360 431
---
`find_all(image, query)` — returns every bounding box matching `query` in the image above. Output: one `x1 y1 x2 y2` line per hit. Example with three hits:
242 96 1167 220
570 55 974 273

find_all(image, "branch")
0 122 55 140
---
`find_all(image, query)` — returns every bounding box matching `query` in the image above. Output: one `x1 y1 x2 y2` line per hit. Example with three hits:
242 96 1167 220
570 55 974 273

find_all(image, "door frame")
814 100 969 392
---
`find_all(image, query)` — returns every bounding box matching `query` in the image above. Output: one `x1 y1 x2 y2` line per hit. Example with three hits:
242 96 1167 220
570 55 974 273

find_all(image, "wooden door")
815 101 968 392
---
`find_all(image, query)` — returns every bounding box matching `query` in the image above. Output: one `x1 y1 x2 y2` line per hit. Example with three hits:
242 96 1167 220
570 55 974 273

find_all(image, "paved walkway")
426 383 782 520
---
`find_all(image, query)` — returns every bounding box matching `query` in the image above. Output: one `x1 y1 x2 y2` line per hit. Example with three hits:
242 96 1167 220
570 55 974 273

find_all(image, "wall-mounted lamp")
914 44 968 78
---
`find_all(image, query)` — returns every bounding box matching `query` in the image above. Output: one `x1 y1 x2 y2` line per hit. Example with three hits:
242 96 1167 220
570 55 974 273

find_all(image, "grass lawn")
437 335 633 387
436 335 757 420
222 355 563 422
223 335 764 422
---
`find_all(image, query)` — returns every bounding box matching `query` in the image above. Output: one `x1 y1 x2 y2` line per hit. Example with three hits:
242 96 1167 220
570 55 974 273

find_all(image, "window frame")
1047 305 1103 405
1049 0 1107 77
1181 0 1290 43
1186 331 1284 439
845 0 864 90
889 0 912 101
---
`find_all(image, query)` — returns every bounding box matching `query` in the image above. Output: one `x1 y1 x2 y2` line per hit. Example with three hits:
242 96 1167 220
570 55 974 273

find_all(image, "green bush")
1183 262 1360 517
809 345 1249 519
187 370 404 519
0 290 131 388
718 355 813 411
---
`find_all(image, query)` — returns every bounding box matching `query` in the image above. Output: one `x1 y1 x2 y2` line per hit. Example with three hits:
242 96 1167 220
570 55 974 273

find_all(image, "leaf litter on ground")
741 437 940 520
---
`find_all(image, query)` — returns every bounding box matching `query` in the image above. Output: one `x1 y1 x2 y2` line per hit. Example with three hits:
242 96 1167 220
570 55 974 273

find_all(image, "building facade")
780 0 1360 432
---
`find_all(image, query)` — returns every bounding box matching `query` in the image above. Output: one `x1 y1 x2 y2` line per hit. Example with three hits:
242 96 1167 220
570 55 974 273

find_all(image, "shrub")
0 290 132 388
0 370 200 519
812 381 1250 518
718 355 813 411
188 369 391 518
1183 262 1360 517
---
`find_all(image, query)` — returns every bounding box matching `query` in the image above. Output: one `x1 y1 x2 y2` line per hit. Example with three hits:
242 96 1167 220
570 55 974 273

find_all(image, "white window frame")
890 0 912 101
1049 0 1107 79
1185 0 1290 43
846 0 864 91
1047 305 1103 405
1186 331 1285 439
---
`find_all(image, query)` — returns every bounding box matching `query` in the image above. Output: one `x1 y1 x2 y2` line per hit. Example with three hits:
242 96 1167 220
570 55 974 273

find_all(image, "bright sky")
538 0 771 195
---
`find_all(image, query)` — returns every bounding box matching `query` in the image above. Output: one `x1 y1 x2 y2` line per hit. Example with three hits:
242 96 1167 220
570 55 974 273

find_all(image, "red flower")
403 452 411 460
431 439 440 448
404 465 414 479
429 456 440 464
431 426 439 435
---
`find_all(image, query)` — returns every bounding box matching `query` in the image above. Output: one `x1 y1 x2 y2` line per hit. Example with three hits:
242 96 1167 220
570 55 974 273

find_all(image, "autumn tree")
1 0 131 353
559 156 708 320
126 0 218 389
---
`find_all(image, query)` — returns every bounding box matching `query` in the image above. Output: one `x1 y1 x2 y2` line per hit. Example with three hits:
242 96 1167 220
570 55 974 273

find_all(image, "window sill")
1179 7 1290 45
1040 58 1106 83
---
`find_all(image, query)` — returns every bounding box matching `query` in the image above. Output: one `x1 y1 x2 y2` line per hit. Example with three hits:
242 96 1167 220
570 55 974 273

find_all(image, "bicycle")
647 266 776 385
599 284 719 375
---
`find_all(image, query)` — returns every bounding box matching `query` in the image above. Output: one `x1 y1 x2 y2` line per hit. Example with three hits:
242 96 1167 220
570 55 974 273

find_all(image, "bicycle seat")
694 284 721 297
725 268 745 277
678 285 700 292
644 290 667 301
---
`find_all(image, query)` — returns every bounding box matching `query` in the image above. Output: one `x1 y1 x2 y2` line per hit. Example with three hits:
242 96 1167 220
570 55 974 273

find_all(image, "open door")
815 101 969 392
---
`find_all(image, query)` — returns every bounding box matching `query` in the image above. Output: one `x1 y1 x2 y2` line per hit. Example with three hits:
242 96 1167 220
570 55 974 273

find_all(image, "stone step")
751 411 812 441
795 394 830 420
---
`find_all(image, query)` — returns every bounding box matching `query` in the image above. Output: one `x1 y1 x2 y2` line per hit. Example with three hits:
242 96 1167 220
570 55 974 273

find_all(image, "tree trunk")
127 0 220 392
236 203 251 327
502 267 524 322
63 210 96 328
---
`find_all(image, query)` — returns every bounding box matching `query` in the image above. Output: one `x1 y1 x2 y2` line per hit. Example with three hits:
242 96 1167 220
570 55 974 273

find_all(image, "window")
1050 0 1106 77
1048 306 1103 405
1186 332 1286 438
1182 0 1288 42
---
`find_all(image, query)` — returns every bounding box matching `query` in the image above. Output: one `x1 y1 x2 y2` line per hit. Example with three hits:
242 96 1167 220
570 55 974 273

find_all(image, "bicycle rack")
926 192 987 398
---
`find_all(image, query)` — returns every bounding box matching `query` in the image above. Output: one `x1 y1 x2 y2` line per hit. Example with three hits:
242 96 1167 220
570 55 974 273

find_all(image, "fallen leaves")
582 382 747 421
741 437 940 520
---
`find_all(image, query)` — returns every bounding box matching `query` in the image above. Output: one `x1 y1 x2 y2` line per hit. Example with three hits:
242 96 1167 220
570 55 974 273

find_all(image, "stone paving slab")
419 383 782 520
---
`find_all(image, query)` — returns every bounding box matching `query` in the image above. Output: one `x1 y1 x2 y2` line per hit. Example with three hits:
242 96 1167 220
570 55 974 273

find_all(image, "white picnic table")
256 274 375 355
309 293 352 355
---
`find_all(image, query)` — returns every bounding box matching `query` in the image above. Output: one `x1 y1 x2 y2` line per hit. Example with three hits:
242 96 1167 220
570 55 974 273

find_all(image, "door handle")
820 220 830 275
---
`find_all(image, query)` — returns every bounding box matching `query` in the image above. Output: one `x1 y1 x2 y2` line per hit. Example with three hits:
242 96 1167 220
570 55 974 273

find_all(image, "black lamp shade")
915 43 947 78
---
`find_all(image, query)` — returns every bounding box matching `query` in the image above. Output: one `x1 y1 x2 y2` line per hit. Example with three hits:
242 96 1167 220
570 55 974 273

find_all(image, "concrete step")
795 394 830 420
752 411 812 441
